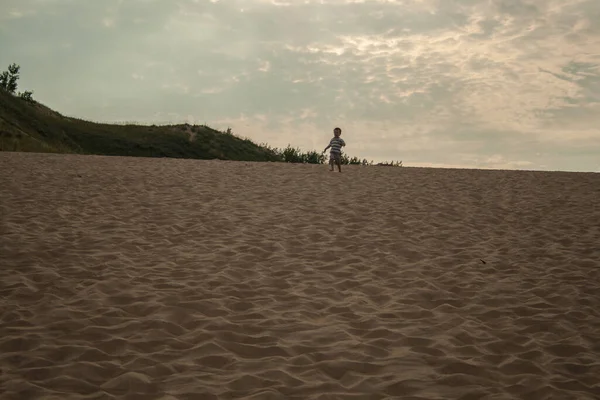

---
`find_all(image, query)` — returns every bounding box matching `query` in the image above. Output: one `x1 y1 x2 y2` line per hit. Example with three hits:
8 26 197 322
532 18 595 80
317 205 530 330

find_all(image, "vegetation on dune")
0 63 34 103
0 63 402 166
268 144 402 167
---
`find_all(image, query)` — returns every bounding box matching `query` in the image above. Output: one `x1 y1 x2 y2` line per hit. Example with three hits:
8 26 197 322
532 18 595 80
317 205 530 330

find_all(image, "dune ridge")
1 152 599 399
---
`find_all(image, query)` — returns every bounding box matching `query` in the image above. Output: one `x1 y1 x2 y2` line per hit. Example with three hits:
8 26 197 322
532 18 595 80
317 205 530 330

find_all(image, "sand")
1 151 599 400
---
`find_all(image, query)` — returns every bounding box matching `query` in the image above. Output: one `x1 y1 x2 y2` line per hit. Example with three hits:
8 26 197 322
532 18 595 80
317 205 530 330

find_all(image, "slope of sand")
1 152 599 400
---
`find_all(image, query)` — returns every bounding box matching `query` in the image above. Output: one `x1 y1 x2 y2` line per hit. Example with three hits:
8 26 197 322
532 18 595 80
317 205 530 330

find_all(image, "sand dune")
1 152 599 400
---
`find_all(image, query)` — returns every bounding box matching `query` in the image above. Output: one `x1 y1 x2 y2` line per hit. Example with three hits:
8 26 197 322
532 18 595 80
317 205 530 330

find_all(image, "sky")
1 0 599 172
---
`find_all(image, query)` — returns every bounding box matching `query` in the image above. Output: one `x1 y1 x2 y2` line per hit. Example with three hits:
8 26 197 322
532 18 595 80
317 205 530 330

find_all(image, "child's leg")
329 154 334 170
331 153 341 172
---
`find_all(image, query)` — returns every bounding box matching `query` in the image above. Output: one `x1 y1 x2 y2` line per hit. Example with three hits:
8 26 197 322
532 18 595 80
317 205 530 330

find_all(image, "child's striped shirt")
329 137 345 153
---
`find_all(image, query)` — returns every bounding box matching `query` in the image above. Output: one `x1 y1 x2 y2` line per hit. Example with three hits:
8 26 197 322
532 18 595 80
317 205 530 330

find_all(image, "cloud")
0 0 599 171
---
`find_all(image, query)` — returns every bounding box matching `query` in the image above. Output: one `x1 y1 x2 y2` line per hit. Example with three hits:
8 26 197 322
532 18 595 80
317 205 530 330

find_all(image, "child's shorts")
330 152 341 163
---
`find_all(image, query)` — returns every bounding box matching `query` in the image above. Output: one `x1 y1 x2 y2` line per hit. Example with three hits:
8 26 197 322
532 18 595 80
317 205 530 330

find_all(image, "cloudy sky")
1 0 599 171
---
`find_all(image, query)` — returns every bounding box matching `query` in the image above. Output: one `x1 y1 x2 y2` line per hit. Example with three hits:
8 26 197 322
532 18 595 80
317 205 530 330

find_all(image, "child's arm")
323 143 331 152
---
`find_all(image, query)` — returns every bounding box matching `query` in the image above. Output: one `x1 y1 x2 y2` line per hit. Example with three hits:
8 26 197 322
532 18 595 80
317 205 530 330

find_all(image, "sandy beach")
1 151 599 400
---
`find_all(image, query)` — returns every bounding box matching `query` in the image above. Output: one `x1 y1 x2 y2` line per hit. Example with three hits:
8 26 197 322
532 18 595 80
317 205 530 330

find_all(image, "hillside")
0 89 281 162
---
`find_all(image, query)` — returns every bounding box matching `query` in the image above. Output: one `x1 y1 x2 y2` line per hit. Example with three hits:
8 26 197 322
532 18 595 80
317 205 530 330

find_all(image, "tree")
0 63 35 102
0 63 20 94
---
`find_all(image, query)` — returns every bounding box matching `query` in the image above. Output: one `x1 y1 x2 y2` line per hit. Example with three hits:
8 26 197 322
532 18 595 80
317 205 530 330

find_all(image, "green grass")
0 89 281 161
0 89 402 166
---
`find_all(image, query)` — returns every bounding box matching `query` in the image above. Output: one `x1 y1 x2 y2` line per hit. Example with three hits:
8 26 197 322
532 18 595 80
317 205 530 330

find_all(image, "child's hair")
334 127 342 133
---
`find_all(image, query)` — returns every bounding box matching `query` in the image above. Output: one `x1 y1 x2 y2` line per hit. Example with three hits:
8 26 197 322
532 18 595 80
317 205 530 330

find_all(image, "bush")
19 90 34 103
376 160 403 167
267 145 401 167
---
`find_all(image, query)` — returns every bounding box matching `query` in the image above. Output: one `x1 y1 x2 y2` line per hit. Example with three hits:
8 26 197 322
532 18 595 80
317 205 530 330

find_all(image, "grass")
0 89 402 166
0 89 281 161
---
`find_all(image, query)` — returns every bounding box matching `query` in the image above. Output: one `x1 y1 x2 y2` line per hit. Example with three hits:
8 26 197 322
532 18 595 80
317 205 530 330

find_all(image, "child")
323 127 346 172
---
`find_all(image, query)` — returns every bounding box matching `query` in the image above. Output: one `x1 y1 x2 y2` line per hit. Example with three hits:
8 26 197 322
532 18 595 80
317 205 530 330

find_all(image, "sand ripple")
1 153 599 399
